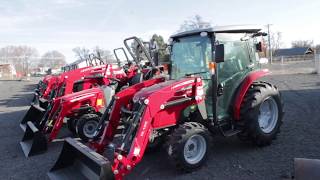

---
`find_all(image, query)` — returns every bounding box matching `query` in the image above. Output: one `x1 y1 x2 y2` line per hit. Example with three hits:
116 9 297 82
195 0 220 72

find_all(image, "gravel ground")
0 66 320 180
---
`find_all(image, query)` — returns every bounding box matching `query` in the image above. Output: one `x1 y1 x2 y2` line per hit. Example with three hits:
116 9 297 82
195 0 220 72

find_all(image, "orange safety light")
209 62 216 75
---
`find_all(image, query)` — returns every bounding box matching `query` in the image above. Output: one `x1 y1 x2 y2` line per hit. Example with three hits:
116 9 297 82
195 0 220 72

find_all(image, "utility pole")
267 24 273 64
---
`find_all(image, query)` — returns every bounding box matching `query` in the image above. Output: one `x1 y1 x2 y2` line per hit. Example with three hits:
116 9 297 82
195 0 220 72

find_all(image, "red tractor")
20 36 163 157
34 55 106 104
20 56 127 132
48 26 284 180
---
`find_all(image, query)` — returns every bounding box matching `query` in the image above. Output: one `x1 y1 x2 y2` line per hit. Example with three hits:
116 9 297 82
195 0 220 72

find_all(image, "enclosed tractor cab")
20 36 163 157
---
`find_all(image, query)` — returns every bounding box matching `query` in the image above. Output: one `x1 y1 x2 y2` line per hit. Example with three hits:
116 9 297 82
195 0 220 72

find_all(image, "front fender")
233 69 270 120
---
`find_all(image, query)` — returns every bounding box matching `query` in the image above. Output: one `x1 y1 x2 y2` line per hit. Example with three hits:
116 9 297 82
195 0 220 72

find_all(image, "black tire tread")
238 81 284 146
166 122 209 172
76 113 100 142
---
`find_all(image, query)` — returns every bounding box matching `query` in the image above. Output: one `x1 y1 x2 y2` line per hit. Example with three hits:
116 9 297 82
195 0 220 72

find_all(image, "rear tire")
166 122 210 172
76 114 100 142
238 81 284 146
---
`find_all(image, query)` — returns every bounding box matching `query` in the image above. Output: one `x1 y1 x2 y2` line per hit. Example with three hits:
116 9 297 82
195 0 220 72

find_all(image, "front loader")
48 25 284 180
20 36 163 157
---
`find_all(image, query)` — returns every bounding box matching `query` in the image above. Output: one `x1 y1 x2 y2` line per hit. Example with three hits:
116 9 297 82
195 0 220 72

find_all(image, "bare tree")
0 45 39 75
72 47 90 60
177 15 212 32
93 46 115 63
270 31 283 53
40 50 66 69
291 40 314 48
314 44 320 53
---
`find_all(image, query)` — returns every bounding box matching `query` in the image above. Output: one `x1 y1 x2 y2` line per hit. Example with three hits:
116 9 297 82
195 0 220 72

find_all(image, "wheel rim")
183 134 206 165
83 120 99 138
258 97 279 133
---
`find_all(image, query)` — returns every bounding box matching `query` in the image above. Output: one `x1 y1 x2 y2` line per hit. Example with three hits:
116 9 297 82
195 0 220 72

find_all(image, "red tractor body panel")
45 87 106 141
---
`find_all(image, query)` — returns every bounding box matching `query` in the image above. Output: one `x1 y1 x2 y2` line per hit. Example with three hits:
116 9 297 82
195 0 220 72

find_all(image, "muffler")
48 137 114 180
20 104 46 132
20 121 47 157
295 158 320 180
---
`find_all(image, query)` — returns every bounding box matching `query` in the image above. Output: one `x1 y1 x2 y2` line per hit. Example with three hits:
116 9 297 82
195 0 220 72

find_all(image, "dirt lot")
0 62 320 180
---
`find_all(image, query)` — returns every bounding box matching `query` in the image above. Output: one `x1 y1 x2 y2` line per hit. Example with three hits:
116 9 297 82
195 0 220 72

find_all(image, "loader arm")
90 77 166 153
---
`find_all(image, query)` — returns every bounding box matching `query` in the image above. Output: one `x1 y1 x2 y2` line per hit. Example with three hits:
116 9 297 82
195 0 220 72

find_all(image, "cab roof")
171 25 263 38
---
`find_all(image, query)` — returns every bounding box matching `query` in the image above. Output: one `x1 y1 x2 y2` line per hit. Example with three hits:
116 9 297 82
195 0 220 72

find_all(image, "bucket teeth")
20 121 47 157
48 137 114 180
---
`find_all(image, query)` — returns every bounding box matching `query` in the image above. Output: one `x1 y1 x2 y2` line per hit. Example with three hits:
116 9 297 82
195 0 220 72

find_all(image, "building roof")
171 25 263 38
274 47 313 57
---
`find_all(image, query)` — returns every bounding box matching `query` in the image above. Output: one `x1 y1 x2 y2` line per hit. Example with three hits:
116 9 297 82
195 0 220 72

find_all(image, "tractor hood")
61 87 101 102
133 78 195 102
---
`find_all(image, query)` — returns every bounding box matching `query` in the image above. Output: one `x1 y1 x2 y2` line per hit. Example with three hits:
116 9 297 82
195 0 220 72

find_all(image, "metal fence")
273 54 314 63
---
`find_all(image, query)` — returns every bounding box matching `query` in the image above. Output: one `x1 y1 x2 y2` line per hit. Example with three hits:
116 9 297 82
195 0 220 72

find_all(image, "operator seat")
129 73 143 86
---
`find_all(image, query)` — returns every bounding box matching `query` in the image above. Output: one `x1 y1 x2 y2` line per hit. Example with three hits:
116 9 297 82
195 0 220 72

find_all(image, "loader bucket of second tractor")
294 158 320 180
48 137 114 180
20 103 46 132
20 121 47 157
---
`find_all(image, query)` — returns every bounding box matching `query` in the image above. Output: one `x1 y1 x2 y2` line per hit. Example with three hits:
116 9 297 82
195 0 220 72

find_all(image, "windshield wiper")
185 71 208 76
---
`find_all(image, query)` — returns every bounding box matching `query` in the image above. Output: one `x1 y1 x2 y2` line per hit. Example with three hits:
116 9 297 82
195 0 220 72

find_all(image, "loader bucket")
48 137 114 180
20 121 47 157
295 158 320 180
20 104 46 132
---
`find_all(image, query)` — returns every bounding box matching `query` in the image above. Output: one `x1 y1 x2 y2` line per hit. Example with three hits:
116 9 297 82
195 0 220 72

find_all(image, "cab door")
215 34 253 120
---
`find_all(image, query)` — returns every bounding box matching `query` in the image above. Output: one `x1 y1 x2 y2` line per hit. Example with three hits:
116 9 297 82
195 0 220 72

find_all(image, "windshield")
171 35 212 79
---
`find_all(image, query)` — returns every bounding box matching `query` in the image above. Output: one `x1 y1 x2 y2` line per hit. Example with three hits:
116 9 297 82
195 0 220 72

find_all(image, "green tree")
150 34 169 63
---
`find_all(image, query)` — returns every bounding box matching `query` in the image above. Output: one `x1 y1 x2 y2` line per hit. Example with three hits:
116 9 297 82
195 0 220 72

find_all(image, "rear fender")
233 69 270 120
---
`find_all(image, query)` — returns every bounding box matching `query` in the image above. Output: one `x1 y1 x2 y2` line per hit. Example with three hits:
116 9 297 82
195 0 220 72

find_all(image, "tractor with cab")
48 25 284 180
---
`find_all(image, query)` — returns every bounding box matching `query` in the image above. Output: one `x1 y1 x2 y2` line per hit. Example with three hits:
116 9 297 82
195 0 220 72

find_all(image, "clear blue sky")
1 0 319 62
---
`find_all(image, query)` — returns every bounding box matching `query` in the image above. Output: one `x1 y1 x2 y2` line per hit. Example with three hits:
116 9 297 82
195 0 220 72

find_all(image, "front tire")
166 122 210 172
238 81 284 146
76 114 100 142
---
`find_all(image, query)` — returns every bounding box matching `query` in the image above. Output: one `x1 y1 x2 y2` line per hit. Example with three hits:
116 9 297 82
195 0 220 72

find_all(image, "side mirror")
256 42 263 52
215 44 224 63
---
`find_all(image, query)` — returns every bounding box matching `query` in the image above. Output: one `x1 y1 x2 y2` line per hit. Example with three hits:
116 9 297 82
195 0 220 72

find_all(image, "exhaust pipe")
295 158 320 180
20 104 46 132
20 121 47 157
48 137 114 180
